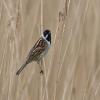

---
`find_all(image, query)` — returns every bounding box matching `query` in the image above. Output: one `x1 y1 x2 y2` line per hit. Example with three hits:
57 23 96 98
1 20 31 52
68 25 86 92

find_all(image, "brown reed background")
0 0 100 100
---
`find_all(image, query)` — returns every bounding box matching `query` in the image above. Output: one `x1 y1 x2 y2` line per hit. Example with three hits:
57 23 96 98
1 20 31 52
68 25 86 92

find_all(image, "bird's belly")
36 46 49 62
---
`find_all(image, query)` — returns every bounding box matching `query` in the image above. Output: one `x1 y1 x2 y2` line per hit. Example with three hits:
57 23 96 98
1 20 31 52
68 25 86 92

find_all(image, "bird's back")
26 37 49 63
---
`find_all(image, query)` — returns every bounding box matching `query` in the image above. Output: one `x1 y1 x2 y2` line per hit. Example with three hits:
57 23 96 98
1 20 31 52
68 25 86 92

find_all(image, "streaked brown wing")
28 37 45 54
26 37 47 63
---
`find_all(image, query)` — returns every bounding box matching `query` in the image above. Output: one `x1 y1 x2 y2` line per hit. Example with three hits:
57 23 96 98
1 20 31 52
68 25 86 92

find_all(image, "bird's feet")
40 70 44 74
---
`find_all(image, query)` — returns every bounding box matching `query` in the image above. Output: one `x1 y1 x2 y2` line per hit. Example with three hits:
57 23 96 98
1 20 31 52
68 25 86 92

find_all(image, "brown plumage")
16 29 51 75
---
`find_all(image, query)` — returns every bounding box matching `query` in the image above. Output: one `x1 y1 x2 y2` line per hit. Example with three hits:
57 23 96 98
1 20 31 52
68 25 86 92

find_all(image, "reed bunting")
16 29 51 75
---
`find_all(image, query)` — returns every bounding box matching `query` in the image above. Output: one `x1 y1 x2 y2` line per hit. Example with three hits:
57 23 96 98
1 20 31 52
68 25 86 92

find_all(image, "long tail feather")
16 61 28 75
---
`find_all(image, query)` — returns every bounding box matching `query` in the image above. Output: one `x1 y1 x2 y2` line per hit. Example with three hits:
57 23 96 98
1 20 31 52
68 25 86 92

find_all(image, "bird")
16 29 51 75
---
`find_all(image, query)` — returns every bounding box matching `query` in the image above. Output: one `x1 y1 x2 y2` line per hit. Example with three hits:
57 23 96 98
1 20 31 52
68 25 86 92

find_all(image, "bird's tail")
16 61 28 75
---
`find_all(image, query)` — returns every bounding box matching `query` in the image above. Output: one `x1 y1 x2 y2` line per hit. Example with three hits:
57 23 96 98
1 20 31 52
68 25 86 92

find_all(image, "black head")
43 29 51 44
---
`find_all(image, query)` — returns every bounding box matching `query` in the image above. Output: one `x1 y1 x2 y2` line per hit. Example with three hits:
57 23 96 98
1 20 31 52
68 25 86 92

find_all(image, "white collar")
42 35 50 45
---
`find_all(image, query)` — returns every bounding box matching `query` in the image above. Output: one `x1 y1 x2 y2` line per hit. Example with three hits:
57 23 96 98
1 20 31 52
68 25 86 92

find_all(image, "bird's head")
43 29 51 44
